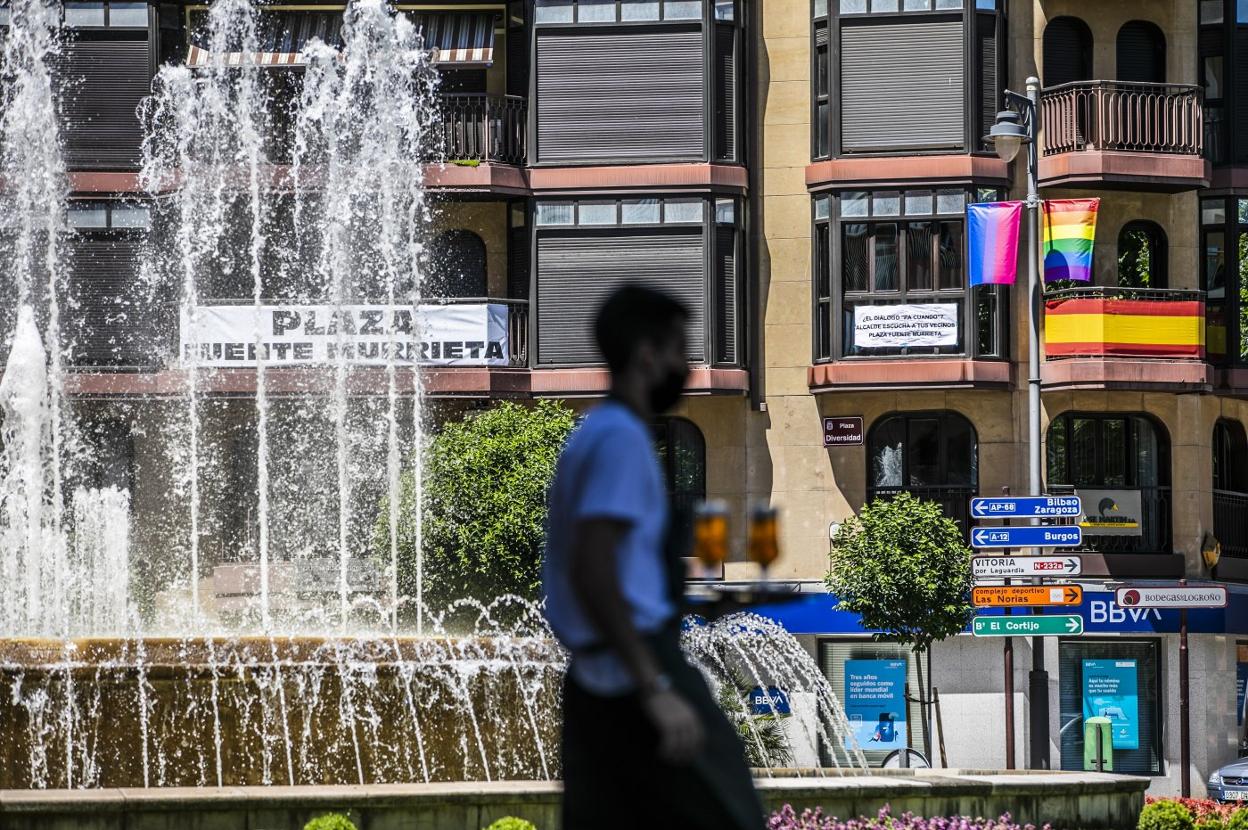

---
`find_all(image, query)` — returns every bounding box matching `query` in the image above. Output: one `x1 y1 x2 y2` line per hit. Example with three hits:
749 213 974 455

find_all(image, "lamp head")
987 109 1028 163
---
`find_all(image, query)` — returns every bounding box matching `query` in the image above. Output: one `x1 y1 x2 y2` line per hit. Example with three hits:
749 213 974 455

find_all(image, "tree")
825 492 974 757
380 400 576 611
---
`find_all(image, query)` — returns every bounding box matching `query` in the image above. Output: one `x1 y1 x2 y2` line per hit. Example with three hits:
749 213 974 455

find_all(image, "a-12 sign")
971 525 1082 549
970 496 1082 518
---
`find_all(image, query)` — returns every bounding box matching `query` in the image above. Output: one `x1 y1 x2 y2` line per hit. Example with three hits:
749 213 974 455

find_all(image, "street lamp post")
988 76 1050 771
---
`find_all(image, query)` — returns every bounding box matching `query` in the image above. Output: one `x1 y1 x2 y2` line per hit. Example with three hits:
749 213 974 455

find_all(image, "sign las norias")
852 303 958 349
180 303 510 367
972 555 1082 578
972 585 1083 607
1115 585 1228 609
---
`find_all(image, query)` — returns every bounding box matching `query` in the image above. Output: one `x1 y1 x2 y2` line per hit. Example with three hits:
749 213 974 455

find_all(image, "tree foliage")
825 493 974 654
381 400 576 608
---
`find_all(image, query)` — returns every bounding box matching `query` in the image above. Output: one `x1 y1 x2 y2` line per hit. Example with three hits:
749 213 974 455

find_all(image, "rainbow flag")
1043 198 1099 282
967 201 1023 286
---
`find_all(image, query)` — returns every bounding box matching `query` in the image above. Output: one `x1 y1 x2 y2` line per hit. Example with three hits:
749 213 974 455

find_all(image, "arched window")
427 230 488 298
1117 21 1166 84
1046 412 1171 554
1214 419 1248 559
867 411 977 532
653 417 706 557
1117 221 1167 288
1043 17 1093 87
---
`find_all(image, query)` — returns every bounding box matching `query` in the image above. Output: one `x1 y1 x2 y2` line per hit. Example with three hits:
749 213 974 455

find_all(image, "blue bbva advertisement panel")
1082 659 1140 750
843 659 907 750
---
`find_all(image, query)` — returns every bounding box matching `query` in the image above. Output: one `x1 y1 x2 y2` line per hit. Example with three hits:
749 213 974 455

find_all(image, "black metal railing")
1039 80 1203 156
1044 286 1204 304
439 94 527 166
1048 485 1172 554
867 485 976 539
1215 489 1248 559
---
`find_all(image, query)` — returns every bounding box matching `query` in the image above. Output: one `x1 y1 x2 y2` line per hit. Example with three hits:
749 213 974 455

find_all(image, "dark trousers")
560 626 765 830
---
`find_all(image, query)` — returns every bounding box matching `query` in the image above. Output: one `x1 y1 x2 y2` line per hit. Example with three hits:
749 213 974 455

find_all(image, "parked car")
1209 759 1248 803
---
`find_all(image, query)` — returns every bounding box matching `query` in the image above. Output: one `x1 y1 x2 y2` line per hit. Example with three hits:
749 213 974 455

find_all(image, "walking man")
543 285 764 830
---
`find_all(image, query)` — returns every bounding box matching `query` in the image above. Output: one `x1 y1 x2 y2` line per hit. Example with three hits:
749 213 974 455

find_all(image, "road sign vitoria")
970 496 1082 519
972 615 1084 637
970 525 1082 549
972 555 1082 578
972 585 1083 608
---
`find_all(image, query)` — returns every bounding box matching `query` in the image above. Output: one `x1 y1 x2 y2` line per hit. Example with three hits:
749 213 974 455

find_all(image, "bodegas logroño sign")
180 303 510 367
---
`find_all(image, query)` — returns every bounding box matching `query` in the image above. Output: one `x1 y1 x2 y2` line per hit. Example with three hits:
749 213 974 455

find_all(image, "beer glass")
692 499 730 570
747 504 780 576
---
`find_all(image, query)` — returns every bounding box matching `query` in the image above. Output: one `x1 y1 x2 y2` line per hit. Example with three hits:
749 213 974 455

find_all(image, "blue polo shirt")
542 400 673 696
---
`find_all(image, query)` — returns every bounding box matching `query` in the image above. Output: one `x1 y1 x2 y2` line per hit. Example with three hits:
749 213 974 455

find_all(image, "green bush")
379 400 576 609
1197 817 1226 830
304 814 357 830
1227 809 1248 830
1139 800 1196 830
483 819 537 830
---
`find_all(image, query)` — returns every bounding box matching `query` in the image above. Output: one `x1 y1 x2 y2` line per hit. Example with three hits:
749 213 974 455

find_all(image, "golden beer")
747 505 780 570
692 499 730 567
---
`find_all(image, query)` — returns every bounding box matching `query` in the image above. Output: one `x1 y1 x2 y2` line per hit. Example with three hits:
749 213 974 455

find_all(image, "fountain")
0 0 868 791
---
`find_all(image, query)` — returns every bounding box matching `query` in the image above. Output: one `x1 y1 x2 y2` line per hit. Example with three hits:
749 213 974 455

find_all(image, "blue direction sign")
970 496 1082 519
971 525 1082 549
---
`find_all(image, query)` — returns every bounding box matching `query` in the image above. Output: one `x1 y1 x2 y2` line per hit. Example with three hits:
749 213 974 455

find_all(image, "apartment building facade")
25 0 1248 793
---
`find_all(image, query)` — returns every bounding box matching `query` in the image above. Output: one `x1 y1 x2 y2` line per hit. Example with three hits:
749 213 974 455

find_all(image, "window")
1059 640 1163 776
426 230 488 298
812 189 1007 360
1199 197 1248 363
820 641 930 768
535 0 704 23
1046 412 1171 554
1214 419 1248 559
1043 17 1093 87
1116 21 1165 84
867 410 977 532
1116 222 1167 288
652 417 706 544
63 0 147 27
67 201 151 231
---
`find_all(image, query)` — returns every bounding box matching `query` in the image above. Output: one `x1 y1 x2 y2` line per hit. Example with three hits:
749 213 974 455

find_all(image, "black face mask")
648 365 689 414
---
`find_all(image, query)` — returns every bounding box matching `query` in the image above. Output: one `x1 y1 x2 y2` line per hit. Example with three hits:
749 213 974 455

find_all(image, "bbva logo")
1088 600 1162 624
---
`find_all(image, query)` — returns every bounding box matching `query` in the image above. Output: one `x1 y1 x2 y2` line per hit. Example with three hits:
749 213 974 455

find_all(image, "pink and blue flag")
966 201 1023 286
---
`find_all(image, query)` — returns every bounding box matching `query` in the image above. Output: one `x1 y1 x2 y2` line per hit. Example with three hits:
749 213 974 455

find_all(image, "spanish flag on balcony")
1044 293 1206 359
1042 198 1099 283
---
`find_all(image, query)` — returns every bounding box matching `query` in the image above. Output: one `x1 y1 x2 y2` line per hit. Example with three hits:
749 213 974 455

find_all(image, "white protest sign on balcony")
852 303 959 349
180 303 510 367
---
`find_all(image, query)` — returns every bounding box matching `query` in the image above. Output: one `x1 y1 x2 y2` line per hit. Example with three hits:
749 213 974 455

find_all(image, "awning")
185 10 496 69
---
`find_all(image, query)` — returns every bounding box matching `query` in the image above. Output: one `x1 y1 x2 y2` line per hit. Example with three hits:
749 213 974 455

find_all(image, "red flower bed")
1146 796 1238 821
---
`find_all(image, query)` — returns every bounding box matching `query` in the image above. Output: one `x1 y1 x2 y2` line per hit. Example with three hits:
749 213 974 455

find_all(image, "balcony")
1038 81 1210 191
1041 287 1212 391
440 94 527 166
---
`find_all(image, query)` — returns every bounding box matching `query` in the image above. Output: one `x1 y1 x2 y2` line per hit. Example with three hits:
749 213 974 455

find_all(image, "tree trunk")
915 645 932 763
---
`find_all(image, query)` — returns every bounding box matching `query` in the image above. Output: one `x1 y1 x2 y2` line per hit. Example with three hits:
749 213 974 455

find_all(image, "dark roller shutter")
535 27 705 163
978 17 998 151
1058 641 1161 775
1116 21 1165 84
1236 29 1248 161
713 24 736 162
55 39 152 171
1043 17 1092 87
536 230 705 365
840 20 964 152
713 228 737 364
65 236 158 367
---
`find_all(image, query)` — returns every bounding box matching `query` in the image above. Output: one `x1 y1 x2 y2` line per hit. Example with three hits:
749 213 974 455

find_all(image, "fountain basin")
0 771 1148 830
0 636 565 789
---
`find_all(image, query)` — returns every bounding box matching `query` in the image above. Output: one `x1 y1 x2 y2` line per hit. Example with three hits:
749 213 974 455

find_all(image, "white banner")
853 303 959 349
180 303 510 367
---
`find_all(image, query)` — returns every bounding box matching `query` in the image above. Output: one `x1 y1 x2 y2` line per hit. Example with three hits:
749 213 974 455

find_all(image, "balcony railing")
1039 81 1204 157
1048 484 1172 554
1044 286 1205 360
426 297 529 368
1215 489 1248 559
440 94 527 166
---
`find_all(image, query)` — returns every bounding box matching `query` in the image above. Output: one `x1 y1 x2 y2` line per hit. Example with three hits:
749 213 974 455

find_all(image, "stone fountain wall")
0 638 564 789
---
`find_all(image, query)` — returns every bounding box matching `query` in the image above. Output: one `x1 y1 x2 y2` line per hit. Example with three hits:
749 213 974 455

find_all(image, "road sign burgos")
972 555 1082 578
1115 585 1228 609
972 584 1083 608
970 525 1082 549
970 496 1082 519
972 615 1084 637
